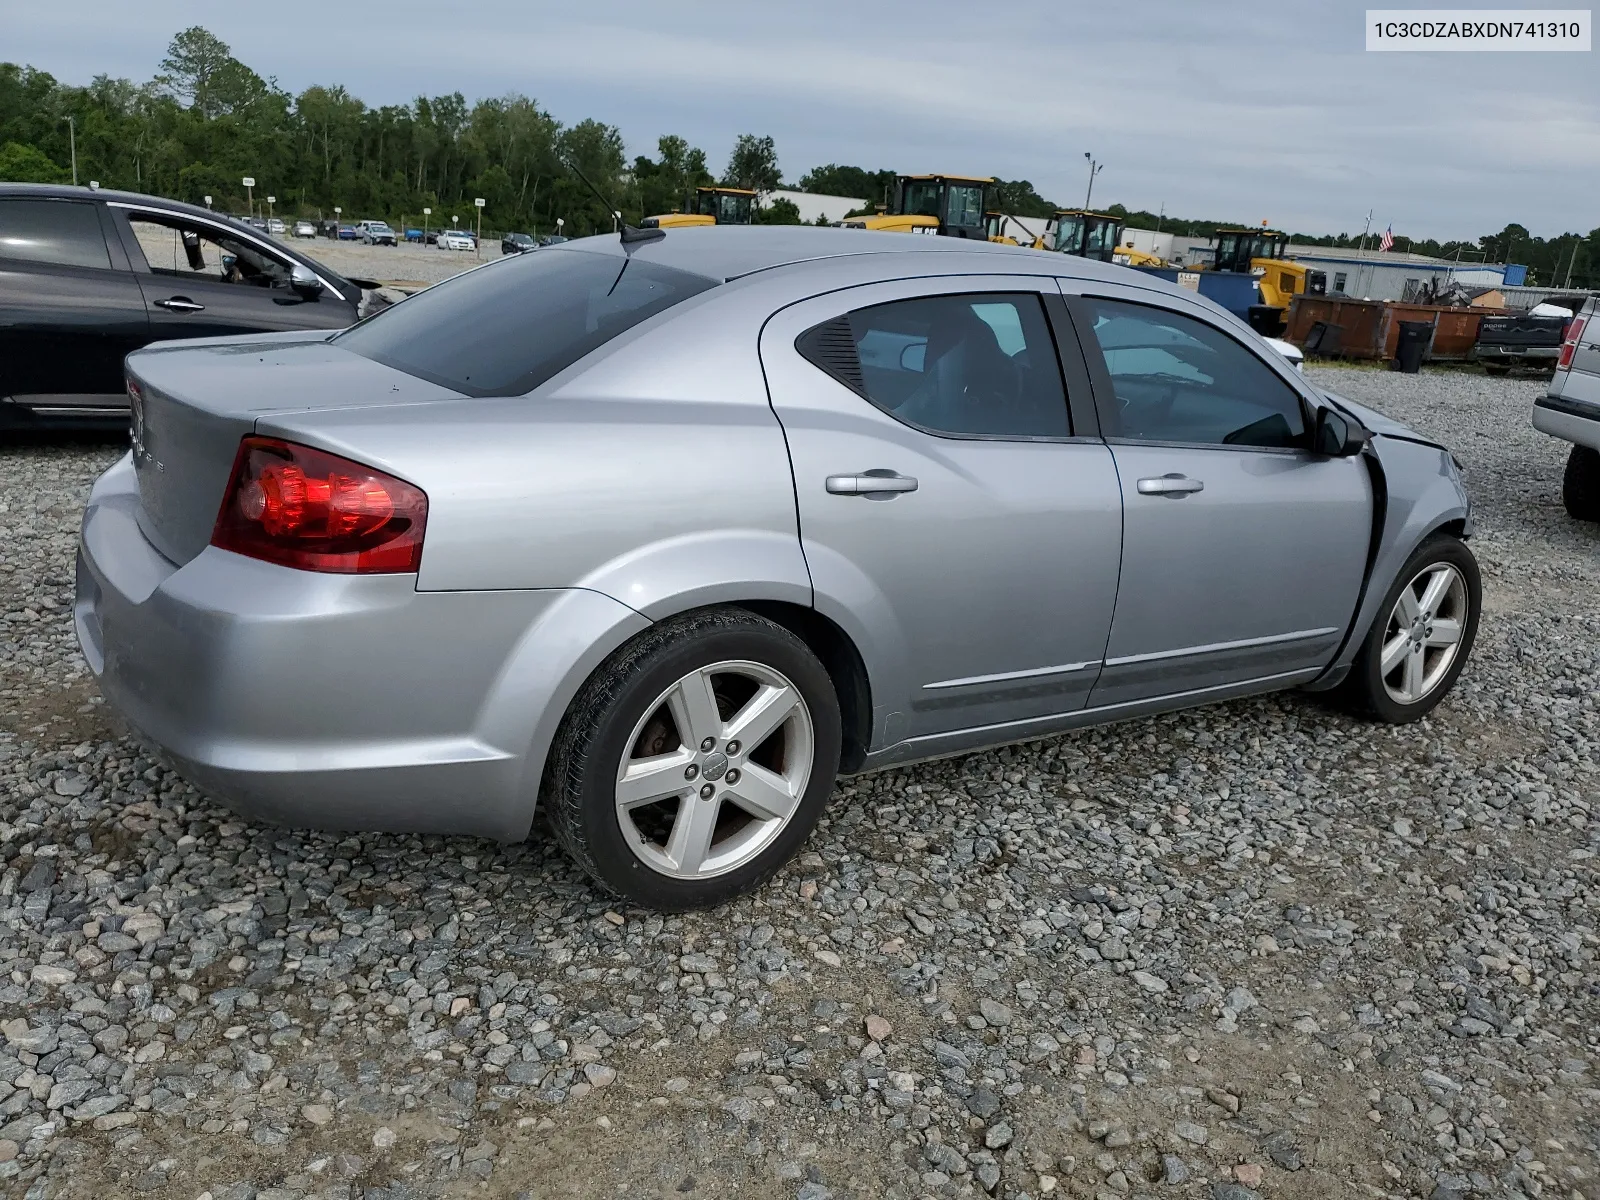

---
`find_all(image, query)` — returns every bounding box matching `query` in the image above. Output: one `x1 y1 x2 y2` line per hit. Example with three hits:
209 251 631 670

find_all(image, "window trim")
107 202 346 301
795 288 1082 444
1062 291 1316 454
0 195 117 273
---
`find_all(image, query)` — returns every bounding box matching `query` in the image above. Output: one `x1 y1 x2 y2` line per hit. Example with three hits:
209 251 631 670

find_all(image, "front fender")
1328 435 1471 676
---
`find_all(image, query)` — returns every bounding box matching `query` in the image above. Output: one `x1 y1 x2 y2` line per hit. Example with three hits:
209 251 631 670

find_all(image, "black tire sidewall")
1353 536 1481 723
568 619 841 910
1563 445 1600 521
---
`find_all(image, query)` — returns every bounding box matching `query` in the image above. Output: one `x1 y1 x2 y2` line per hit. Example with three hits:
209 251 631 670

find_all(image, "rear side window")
335 249 716 396
797 293 1069 438
0 199 111 270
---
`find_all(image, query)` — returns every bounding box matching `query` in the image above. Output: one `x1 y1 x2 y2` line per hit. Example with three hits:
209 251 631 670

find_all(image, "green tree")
155 26 235 119
723 133 780 192
757 196 802 225
797 163 893 205
0 140 66 181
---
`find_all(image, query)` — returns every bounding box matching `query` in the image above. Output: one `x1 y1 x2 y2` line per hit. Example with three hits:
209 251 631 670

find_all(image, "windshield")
335 249 717 396
717 193 752 223
900 181 943 218
1052 215 1085 254
1085 217 1120 260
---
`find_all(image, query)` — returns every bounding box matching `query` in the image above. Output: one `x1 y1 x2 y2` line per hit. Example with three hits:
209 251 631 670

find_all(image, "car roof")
547 225 1137 286
0 181 261 225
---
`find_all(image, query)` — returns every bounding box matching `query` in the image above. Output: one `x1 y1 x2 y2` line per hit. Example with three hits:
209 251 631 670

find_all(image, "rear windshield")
334 248 716 396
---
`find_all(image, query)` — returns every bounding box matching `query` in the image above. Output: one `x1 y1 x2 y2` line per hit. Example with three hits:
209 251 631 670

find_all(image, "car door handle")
825 472 919 496
1136 473 1205 496
155 297 205 312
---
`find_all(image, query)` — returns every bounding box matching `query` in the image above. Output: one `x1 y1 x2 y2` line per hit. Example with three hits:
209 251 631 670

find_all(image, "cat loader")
642 186 757 229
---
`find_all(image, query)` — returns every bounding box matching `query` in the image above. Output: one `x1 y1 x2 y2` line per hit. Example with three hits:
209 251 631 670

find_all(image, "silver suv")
1533 297 1599 520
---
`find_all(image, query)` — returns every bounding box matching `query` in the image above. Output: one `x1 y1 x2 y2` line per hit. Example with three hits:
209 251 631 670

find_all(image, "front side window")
336 248 716 396
1052 215 1085 255
945 185 984 229
127 213 292 289
0 199 110 270
717 193 752 224
1084 218 1118 261
900 181 943 219
1082 298 1306 449
798 293 1069 438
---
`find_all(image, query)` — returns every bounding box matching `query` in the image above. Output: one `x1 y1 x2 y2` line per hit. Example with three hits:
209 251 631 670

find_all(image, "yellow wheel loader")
842 175 994 239
642 186 758 230
1211 228 1327 335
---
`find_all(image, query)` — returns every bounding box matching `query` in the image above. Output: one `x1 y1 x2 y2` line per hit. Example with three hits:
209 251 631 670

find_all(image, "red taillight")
211 437 427 574
1558 316 1586 371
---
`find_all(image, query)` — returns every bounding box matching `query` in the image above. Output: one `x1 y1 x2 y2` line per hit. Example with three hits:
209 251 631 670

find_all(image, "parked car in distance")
77 227 1480 909
1532 296 1599 520
0 183 370 429
267 218 286 235
436 228 476 251
405 228 424 243
539 234 569 247
337 225 359 240
357 220 397 246
502 232 537 254
245 216 267 231
1263 336 1304 372
1473 302 1578 375
293 220 317 239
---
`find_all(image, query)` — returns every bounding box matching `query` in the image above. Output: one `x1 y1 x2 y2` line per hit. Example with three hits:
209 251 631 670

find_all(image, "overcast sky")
11 0 1598 240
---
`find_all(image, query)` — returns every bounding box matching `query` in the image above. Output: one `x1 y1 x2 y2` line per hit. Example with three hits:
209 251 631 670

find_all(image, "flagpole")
1355 209 1373 298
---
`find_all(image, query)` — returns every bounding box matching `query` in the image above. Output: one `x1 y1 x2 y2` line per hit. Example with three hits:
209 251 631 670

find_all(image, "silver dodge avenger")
76 227 1479 909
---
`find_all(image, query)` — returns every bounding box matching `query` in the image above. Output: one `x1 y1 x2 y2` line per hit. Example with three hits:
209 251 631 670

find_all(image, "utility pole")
1563 241 1578 288
65 116 77 185
1082 152 1103 211
1354 209 1374 297
1155 202 1164 235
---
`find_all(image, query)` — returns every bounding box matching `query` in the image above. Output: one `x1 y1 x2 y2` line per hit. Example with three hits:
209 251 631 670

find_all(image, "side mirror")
1313 405 1368 457
289 263 323 299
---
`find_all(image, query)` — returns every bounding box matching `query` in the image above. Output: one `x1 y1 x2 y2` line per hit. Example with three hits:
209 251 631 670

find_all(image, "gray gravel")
1 367 1596 1200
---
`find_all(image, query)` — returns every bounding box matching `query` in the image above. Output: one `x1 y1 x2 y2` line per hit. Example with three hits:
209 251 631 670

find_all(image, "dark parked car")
501 231 537 254
0 183 371 429
539 234 569 247
337 225 359 240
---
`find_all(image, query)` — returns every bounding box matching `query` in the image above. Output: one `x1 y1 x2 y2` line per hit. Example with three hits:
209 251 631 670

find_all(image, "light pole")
266 195 275 224
422 206 431 243
333 205 341 237
243 176 255 218
556 217 565 241
64 115 77 186
474 197 485 257
203 194 212 210
1082 153 1102 212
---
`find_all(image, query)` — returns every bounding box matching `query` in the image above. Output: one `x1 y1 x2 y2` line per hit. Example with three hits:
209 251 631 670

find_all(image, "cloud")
8 0 1598 238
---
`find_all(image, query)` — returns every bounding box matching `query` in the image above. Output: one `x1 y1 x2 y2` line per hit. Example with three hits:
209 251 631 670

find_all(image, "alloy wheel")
615 660 814 880
1379 562 1469 705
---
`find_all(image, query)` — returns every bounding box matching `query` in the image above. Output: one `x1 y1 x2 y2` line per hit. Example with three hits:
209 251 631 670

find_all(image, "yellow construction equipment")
1211 228 1327 333
1039 210 1125 261
642 186 757 229
842 175 993 239
1112 241 1167 268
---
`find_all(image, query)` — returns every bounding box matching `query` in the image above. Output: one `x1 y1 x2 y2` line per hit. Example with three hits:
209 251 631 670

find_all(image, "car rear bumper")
1472 345 1560 361
1534 395 1600 451
75 454 648 841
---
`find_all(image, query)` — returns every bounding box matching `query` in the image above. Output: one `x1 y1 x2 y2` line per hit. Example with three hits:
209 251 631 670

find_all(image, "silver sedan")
76 227 1480 909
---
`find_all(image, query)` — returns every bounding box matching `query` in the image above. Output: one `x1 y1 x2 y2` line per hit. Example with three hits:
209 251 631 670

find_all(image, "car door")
761 276 1123 748
110 206 355 342
1059 283 1373 708
0 196 148 420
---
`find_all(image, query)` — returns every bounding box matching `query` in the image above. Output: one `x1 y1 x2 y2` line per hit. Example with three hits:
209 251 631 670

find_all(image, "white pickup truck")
1532 297 1599 521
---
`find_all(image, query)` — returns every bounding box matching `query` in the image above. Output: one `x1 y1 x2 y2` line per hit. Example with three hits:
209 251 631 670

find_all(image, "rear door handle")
1136 473 1204 496
825 471 919 496
155 297 205 312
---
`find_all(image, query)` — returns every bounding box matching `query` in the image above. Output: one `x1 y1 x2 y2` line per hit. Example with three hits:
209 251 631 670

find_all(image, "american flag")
1378 224 1395 252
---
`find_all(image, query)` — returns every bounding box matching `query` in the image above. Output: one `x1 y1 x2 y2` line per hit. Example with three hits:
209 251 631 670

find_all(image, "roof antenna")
564 158 664 249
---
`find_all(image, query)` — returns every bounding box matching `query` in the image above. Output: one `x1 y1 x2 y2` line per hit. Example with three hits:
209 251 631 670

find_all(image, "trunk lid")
1476 313 1568 349
126 330 463 566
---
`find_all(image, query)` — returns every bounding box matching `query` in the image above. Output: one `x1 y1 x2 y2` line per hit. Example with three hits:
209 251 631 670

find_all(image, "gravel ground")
0 368 1596 1200
291 236 508 290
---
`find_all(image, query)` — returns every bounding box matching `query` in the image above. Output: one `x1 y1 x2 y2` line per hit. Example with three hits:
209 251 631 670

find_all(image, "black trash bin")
1393 320 1432 374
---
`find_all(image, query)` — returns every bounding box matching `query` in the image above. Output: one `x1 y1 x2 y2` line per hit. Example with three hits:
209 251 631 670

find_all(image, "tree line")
1 27 1595 286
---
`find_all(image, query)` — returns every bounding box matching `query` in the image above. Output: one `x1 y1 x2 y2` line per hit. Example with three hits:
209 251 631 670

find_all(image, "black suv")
501 231 537 254
0 184 372 430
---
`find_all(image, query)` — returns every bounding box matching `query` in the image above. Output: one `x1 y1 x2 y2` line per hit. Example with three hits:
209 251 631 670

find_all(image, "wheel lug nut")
699 783 715 800
726 740 741 756
684 764 698 780
700 737 716 752
725 768 741 785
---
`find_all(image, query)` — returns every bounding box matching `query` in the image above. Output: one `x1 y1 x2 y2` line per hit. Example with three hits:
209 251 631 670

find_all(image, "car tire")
1340 534 1480 723
544 607 842 910
1562 445 1600 521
